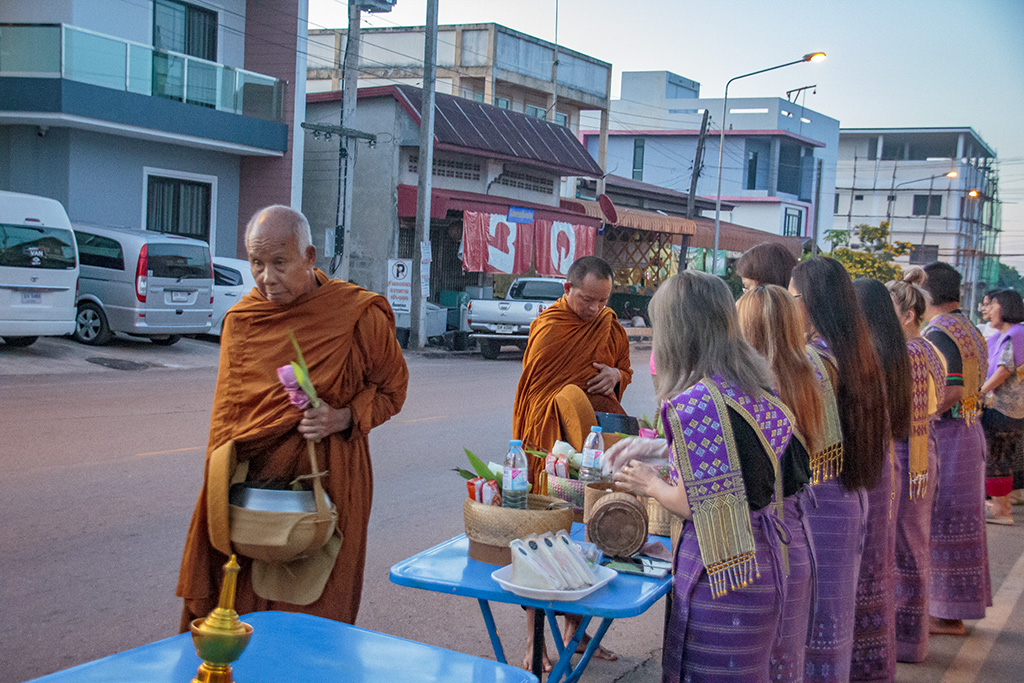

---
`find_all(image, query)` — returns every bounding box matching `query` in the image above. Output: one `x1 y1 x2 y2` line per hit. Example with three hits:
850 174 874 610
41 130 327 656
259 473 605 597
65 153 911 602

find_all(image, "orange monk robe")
512 296 632 484
176 269 408 630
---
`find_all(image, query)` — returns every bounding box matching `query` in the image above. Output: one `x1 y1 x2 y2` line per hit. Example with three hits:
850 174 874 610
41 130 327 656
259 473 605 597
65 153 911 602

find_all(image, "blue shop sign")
506 206 534 224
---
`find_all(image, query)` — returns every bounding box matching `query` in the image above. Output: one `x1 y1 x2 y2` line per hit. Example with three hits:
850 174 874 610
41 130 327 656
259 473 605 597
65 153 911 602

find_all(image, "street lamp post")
888 170 958 245
711 51 825 275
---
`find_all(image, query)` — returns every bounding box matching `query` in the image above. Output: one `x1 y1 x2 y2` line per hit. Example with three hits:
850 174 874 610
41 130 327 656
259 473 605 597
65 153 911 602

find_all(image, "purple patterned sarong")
769 489 815 681
893 434 937 663
803 476 868 683
929 417 992 620
850 445 898 681
664 507 786 682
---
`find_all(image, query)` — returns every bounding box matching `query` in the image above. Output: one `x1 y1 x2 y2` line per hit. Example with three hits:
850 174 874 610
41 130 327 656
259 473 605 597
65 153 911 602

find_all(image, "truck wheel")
479 339 500 359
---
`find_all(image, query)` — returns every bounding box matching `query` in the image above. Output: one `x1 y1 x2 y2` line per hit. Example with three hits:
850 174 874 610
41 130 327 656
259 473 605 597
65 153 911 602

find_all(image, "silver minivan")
0 191 80 347
72 224 213 345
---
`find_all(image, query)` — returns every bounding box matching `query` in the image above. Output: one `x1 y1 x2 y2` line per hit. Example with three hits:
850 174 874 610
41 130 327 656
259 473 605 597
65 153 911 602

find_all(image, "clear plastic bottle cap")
590 426 602 433
510 439 523 447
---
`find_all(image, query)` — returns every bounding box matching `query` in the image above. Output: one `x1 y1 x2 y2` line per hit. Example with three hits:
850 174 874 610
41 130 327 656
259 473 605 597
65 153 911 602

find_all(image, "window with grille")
525 105 546 119
495 169 555 194
913 194 941 216
494 96 511 110
783 208 803 237
632 138 645 181
408 155 482 181
146 175 212 242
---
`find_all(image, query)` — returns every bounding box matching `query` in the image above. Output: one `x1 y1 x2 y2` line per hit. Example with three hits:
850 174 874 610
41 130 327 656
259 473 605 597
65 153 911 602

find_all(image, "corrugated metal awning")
569 199 695 236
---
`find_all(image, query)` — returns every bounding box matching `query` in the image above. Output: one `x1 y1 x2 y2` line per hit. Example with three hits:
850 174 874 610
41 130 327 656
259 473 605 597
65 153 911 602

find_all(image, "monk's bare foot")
930 617 966 635
574 634 618 661
521 648 553 673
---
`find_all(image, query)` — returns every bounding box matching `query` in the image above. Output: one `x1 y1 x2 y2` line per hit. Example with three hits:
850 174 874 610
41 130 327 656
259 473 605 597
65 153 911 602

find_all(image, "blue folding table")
27 611 537 683
390 523 673 683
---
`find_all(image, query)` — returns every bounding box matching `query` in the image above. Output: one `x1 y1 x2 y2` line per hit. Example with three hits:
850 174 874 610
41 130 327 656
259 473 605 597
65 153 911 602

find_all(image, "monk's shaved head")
244 205 312 255
567 256 613 288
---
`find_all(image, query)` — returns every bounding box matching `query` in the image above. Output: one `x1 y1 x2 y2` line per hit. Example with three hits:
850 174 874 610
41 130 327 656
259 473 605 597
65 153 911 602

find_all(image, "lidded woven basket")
463 494 574 565
586 492 649 558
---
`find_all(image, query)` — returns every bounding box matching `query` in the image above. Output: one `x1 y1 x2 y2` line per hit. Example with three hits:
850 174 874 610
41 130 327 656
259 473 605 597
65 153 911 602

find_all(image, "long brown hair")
791 257 888 491
650 270 775 402
737 285 825 454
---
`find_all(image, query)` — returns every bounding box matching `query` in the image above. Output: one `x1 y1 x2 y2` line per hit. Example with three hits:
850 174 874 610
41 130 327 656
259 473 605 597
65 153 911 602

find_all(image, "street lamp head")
969 189 979 198
946 171 958 178
803 52 827 62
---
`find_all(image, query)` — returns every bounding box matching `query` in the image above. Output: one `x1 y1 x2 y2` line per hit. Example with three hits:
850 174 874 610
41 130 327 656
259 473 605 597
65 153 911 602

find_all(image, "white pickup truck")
466 277 565 359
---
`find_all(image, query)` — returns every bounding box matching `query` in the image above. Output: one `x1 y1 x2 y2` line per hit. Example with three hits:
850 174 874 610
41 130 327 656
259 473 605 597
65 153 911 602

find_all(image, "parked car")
467 277 565 359
72 224 214 345
210 256 256 336
0 190 80 348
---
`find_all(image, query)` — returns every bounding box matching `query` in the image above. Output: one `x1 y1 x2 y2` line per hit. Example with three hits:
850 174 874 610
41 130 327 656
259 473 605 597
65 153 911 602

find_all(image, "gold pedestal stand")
189 555 253 683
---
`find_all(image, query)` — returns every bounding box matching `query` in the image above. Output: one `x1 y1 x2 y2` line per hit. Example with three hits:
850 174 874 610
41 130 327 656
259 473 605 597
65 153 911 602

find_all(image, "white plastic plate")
491 563 617 601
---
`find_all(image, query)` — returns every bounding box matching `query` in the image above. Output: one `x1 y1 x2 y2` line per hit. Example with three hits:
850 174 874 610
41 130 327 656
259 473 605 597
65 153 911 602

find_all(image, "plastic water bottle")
502 439 528 509
579 426 605 483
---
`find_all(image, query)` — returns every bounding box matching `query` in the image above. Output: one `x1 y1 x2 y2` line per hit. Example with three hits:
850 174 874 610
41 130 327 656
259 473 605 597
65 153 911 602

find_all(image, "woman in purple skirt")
737 284 824 681
887 270 946 662
921 261 992 635
609 270 794 681
850 278 913 681
789 258 889 683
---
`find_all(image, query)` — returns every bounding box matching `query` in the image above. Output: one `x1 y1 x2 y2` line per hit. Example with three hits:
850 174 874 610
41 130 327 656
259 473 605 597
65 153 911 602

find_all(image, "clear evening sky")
308 0 1024 267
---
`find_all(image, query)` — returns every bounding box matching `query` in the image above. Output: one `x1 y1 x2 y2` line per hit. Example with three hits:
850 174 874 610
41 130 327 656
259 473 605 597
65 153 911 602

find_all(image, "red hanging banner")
461 211 534 274
533 219 596 277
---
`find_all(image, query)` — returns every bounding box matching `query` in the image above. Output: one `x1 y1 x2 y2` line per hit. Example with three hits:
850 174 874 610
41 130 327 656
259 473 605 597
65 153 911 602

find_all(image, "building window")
474 92 485 102
525 105 545 119
783 208 803 237
912 194 941 216
909 244 939 264
153 0 217 61
554 112 568 127
632 138 645 181
834 193 840 214
854 194 864 201
746 151 758 190
494 169 555 194
408 154 482 181
146 175 213 242
494 96 511 110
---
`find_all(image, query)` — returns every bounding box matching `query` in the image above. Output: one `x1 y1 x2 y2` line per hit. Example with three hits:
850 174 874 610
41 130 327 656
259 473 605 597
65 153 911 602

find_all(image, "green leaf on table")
453 467 477 480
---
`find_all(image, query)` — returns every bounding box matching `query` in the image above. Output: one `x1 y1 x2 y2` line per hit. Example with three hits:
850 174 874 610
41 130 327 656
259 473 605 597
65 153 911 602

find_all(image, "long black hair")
854 278 912 442
791 257 888 491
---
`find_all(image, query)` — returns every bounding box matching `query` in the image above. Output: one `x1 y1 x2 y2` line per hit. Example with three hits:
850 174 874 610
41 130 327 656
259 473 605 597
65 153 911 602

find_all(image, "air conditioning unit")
356 0 397 12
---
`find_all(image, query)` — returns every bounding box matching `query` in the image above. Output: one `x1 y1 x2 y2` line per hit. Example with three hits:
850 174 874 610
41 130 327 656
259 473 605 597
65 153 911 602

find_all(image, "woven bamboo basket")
463 494 574 565
587 492 649 558
583 482 632 524
641 495 680 537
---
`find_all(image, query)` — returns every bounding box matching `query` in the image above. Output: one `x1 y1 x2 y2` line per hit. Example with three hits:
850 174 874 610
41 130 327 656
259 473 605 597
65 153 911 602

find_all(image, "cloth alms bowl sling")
663 377 794 597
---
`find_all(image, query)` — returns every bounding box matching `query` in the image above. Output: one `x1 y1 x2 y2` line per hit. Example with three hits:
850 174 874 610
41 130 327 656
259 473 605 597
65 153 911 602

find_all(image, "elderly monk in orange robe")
511 255 632 670
513 255 633 486
176 205 408 630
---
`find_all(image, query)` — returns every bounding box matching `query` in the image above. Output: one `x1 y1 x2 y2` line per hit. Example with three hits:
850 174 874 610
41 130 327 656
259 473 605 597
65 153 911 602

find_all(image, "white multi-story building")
581 70 840 250
835 127 999 299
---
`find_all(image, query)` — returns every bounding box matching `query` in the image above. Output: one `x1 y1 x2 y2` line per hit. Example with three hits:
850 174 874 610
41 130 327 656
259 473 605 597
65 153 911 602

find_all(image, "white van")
0 191 80 348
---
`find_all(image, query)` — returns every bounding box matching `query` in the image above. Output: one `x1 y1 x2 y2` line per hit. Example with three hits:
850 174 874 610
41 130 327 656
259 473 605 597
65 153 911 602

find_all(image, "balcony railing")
0 23 283 122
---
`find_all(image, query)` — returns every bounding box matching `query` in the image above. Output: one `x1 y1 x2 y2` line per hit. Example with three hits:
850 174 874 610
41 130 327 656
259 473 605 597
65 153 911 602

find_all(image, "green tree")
828 222 913 281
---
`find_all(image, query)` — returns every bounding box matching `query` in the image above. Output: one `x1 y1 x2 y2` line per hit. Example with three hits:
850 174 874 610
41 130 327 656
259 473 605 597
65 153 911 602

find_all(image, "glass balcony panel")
65 27 127 90
236 70 283 121
0 25 61 74
185 58 218 108
128 44 153 95
152 52 184 101
217 67 237 112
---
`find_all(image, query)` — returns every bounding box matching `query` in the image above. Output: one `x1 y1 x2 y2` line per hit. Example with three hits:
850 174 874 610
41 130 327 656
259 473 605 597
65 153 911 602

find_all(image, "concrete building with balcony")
835 128 999 299
0 0 307 259
306 22 613 185
581 70 840 253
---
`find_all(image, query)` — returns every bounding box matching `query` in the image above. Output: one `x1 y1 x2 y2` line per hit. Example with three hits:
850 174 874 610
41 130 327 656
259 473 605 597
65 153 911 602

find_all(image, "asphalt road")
1 336 1022 682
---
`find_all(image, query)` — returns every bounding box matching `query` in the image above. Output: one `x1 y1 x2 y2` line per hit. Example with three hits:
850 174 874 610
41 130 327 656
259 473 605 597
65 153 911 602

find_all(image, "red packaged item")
482 479 502 506
555 456 569 478
545 453 558 476
467 477 485 502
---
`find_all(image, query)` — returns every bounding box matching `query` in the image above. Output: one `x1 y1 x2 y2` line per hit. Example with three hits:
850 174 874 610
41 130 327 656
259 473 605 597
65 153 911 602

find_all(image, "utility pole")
681 109 710 269
335 2 360 280
411 0 438 349
811 158 823 255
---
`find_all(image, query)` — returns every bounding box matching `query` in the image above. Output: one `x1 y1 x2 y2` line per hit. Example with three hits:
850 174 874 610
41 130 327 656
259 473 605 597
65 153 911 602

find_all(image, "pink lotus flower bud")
277 364 310 410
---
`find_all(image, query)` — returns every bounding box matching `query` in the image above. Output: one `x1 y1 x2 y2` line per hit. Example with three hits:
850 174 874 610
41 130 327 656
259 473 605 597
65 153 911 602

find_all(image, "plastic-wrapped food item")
481 479 502 506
